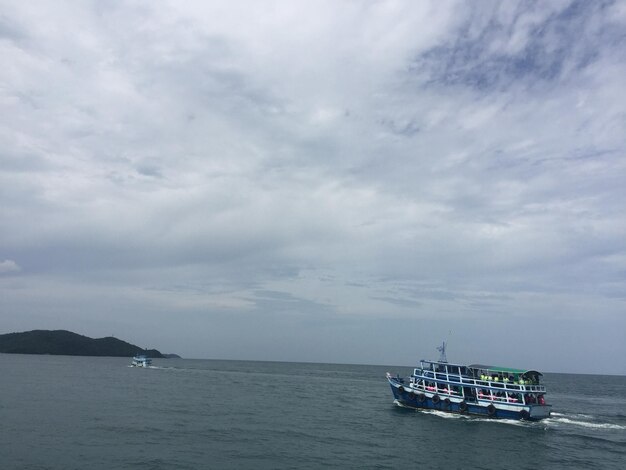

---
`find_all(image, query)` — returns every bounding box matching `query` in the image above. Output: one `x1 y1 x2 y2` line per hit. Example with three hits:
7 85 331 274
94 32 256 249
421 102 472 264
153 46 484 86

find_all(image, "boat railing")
410 374 548 406
464 377 546 393
476 391 522 403
410 381 462 397
414 371 546 393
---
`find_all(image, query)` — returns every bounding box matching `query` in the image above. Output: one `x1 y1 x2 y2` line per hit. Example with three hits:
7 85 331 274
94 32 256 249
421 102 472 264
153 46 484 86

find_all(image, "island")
0 329 167 358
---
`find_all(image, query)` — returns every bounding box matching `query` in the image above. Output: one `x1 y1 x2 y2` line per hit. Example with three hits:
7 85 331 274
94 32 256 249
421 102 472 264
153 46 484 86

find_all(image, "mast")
437 341 447 363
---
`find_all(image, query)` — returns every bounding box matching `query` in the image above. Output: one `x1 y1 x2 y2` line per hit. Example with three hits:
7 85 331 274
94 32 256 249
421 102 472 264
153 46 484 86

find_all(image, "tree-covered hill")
0 330 164 358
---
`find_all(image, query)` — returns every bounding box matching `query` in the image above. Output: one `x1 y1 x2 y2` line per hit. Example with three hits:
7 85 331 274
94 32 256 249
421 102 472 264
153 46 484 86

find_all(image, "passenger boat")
130 355 152 367
386 343 551 420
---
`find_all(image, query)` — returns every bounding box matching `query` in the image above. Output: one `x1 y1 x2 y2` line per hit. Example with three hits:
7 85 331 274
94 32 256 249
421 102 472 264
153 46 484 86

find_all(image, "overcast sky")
1 0 625 374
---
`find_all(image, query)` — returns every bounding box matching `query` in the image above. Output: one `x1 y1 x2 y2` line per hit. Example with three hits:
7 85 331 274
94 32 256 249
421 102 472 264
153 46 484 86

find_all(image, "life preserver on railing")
459 401 468 412
487 404 496 416
520 409 530 420
432 394 440 405
417 393 426 403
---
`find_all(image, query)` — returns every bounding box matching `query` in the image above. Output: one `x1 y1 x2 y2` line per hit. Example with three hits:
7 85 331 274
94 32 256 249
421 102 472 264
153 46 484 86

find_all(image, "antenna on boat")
437 341 447 363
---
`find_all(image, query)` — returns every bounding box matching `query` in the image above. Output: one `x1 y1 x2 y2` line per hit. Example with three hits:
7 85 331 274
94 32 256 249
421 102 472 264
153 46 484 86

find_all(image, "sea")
1 354 625 470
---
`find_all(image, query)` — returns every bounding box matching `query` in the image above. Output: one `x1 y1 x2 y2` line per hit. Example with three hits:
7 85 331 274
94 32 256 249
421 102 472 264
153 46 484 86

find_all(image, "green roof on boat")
468 364 542 376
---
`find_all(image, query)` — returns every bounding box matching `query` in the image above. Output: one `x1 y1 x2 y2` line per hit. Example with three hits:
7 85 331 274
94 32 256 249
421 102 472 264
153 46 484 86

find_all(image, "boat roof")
468 364 542 376
418 359 542 376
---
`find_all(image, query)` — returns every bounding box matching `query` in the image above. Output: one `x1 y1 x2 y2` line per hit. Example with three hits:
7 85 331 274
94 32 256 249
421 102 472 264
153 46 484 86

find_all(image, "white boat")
130 355 152 367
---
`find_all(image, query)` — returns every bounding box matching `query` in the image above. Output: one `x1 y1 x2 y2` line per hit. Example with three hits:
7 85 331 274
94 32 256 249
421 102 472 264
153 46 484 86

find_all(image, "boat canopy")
468 364 542 377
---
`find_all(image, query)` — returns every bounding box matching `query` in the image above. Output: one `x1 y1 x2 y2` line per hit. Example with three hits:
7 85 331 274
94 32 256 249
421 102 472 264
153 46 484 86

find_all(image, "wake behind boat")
130 355 152 367
386 343 551 421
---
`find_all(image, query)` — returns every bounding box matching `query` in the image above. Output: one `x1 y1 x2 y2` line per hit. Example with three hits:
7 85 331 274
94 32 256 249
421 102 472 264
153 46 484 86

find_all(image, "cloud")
0 1 625 372
413 0 625 91
0 259 20 274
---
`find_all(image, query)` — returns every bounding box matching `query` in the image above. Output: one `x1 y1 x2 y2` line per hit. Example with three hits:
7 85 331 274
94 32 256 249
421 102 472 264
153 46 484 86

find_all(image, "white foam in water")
485 418 530 427
393 404 625 430
398 407 530 426
422 410 466 420
552 412 594 419
548 416 626 430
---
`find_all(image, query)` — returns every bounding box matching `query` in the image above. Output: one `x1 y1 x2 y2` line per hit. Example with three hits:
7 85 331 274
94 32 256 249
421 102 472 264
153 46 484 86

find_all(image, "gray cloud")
1 0 625 373
0 259 20 274
413 0 624 91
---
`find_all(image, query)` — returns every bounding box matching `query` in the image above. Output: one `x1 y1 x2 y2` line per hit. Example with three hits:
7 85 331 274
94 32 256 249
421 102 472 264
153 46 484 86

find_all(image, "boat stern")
529 404 552 420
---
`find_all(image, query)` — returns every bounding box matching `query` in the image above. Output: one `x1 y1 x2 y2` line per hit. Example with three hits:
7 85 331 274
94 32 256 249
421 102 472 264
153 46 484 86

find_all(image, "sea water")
1 354 625 469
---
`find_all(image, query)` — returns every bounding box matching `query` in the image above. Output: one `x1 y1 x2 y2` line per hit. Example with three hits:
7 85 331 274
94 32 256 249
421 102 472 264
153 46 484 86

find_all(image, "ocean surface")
1 354 625 470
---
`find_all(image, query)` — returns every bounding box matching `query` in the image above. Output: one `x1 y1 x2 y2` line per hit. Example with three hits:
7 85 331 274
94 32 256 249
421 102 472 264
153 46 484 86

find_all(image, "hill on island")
0 330 164 358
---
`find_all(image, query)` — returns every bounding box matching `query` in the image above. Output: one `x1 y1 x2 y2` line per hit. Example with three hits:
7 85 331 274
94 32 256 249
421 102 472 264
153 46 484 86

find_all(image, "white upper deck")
413 359 546 394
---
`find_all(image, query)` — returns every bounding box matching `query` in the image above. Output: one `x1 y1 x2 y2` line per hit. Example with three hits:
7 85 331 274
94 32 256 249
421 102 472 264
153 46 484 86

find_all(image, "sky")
1 0 625 374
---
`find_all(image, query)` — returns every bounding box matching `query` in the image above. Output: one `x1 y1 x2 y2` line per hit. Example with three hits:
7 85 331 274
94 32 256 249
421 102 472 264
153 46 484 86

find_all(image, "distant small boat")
130 355 152 367
386 343 551 421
